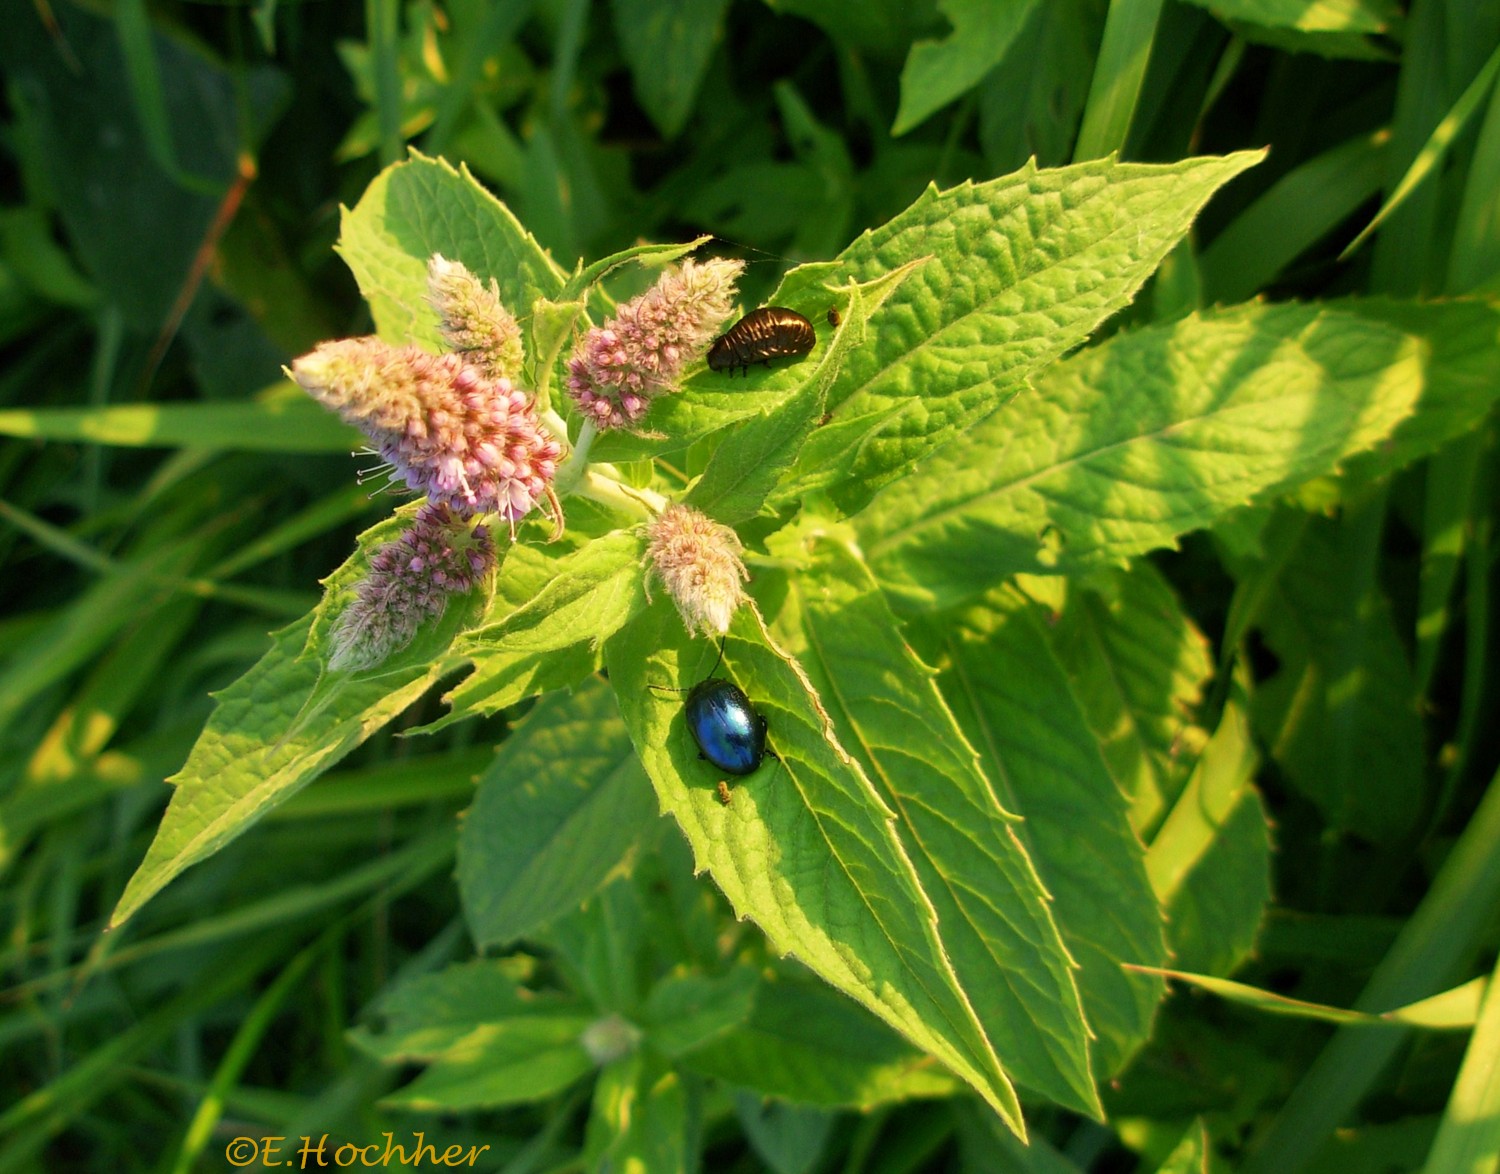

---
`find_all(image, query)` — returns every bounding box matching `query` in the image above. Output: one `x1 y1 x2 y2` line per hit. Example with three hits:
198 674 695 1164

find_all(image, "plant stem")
573 467 665 519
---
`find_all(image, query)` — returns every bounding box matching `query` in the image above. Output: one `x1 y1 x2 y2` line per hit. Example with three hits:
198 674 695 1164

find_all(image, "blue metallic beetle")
685 676 768 776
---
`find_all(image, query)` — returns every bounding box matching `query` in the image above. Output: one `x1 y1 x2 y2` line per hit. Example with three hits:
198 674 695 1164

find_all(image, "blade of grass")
366 0 403 165
205 485 375 580
548 0 589 123
1414 434 1485 698
1368 0 1454 295
1200 129 1389 302
82 305 123 513
1342 40 1500 262
113 0 222 194
1419 952 1500 1173
1448 35 1500 294
424 0 535 157
0 828 454 998
166 931 333 1174
1074 0 1166 160
1426 440 1495 836
1241 761 1500 1174
1127 967 1484 1029
271 749 491 820
0 944 273 1153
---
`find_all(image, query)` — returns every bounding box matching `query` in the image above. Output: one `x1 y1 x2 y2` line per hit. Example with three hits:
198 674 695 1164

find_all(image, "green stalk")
1242 764 1500 1174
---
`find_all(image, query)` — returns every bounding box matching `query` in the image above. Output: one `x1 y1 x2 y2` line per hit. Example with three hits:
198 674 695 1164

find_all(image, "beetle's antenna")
648 635 727 696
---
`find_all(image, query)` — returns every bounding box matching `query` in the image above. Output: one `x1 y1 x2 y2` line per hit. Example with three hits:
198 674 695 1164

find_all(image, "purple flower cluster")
292 338 561 527
330 504 497 671
291 260 565 669
567 257 743 428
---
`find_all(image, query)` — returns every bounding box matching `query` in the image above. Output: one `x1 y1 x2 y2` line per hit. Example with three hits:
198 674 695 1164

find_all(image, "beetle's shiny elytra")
685 677 769 776
707 307 816 375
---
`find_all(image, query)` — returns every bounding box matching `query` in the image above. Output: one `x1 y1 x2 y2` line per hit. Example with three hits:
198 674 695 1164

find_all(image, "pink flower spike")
329 504 497 671
426 255 525 382
291 338 563 525
566 256 744 429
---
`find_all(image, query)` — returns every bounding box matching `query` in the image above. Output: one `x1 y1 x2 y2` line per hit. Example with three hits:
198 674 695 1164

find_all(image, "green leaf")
679 970 964 1108
612 0 730 139
1146 688 1270 976
893 0 1039 136
978 0 1106 172
379 1016 595 1111
464 530 648 654
1448 51 1500 293
765 537 1097 1115
1218 19 1394 60
605 600 1025 1133
1242 764 1500 1174
773 83 857 258
543 873 654 1014
337 151 567 351
1249 511 1425 845
584 1048 691 1173
1156 1121 1211 1174
930 586 1168 1081
734 1093 833 1174
349 960 582 1062
0 385 358 452
1180 0 1398 32
1339 301 1500 485
0 2 284 328
527 296 586 416
1415 434 1487 698
349 959 594 1111
457 678 659 948
762 0 939 59
439 531 648 726
1038 565 1212 839
685 264 916 522
767 152 1263 515
860 300 1481 612
641 967 759 1058
109 510 483 927
559 235 713 302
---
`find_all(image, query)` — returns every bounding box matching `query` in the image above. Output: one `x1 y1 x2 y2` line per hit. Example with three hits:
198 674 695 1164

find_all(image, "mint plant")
108 148 1500 1140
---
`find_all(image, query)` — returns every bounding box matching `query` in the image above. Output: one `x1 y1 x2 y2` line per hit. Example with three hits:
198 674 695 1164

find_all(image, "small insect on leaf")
685 677 769 776
827 307 840 326
707 307 816 376
717 780 733 805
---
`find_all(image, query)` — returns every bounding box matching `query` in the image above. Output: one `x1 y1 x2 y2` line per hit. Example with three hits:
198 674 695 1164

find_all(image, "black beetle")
707 307 816 375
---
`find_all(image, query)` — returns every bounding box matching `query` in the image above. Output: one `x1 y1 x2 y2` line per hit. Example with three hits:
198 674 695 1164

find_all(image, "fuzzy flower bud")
427 254 525 382
645 504 749 637
330 504 496 671
580 1014 641 1065
291 337 562 525
567 256 744 429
